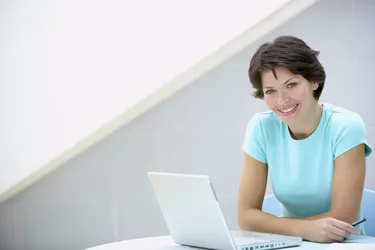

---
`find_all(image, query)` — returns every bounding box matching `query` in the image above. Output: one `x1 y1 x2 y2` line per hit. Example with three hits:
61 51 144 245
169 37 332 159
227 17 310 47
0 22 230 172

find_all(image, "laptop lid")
147 172 237 250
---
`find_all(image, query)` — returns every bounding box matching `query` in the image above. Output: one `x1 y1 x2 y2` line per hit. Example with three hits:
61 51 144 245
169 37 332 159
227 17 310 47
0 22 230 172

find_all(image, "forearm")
239 208 309 238
299 212 330 221
300 211 355 224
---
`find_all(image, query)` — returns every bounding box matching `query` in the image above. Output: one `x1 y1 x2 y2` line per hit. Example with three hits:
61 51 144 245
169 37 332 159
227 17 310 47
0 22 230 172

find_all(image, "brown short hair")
248 36 326 100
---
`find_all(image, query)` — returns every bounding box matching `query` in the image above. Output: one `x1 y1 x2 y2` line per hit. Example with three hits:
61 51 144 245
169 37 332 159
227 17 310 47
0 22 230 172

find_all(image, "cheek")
290 87 308 100
264 96 275 108
298 89 312 101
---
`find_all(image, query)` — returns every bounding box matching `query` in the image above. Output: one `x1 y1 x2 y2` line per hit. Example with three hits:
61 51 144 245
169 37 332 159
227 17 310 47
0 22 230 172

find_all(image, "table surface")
86 234 375 250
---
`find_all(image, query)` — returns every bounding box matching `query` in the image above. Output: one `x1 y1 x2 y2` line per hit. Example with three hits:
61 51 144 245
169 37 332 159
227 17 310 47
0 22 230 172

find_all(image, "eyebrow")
263 77 297 89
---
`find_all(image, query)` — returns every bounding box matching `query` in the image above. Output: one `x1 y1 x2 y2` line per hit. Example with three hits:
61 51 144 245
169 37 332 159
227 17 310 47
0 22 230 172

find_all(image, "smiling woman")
237 36 372 243
260 67 322 139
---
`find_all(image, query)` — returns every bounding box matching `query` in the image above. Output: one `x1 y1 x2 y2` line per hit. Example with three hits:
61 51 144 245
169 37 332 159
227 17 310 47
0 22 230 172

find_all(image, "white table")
85 235 375 250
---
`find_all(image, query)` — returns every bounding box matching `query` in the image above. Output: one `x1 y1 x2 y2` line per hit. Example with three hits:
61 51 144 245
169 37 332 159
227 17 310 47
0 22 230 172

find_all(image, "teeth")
281 105 297 113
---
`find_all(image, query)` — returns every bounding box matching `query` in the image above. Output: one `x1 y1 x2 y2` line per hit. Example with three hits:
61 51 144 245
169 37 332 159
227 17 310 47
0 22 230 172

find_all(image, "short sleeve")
242 115 267 164
332 113 372 159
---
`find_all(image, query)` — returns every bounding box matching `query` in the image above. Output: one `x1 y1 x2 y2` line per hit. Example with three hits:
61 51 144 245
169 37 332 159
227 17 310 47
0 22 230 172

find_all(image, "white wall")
0 0 292 198
0 0 374 249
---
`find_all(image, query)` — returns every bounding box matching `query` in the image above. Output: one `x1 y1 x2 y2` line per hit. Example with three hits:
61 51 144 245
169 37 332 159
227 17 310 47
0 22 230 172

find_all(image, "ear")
312 82 319 90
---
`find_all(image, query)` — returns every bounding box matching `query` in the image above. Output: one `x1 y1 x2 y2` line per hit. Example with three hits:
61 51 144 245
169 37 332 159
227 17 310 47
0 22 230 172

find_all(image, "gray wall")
1 0 374 249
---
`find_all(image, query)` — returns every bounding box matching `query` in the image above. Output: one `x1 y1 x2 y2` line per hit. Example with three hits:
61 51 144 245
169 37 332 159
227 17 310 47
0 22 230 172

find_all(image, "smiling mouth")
278 104 298 115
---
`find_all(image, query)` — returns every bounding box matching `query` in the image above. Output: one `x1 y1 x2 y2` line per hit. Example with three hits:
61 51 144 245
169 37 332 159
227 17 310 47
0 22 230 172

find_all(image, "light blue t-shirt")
242 103 372 234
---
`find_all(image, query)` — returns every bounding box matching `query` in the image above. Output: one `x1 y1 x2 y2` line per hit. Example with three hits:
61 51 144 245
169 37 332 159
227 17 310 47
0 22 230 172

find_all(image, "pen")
352 218 366 227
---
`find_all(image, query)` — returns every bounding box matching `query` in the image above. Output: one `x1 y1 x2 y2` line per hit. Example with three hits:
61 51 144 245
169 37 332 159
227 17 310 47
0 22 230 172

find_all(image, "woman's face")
261 67 318 125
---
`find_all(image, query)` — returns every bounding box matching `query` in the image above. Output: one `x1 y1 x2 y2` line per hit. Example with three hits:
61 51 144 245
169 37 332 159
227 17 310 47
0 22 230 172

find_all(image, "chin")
282 117 299 126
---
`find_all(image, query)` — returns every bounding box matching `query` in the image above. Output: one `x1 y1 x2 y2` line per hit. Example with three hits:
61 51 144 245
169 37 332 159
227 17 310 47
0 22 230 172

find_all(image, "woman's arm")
301 143 365 222
330 143 366 222
237 153 360 242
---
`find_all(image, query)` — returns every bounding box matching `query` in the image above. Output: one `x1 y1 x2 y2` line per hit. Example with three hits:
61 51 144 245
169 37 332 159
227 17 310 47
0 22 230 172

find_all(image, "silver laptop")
147 172 302 250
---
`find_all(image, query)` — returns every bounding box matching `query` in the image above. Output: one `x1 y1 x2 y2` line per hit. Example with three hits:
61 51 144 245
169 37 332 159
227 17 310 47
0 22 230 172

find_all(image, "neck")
288 102 322 140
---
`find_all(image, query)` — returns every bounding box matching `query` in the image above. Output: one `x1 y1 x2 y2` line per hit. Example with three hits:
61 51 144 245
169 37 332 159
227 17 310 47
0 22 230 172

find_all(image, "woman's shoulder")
247 110 280 129
322 103 372 157
323 103 365 129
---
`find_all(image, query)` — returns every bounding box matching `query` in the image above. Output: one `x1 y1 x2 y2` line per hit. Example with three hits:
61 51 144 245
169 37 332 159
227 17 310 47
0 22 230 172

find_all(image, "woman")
237 35 372 243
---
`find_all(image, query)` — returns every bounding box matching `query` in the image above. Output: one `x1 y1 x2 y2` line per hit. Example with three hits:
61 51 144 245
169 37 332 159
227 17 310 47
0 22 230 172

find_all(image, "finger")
330 218 359 234
325 224 349 238
327 231 345 242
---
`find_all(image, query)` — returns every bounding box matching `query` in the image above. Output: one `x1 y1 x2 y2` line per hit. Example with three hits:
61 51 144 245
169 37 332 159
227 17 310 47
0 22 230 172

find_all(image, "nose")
276 90 289 105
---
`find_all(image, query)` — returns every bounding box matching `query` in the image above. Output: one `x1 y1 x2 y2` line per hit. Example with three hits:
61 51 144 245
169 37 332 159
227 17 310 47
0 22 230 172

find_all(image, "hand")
305 217 360 243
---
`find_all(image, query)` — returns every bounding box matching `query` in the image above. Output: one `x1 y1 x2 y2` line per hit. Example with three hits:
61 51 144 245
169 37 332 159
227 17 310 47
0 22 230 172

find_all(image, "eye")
287 82 297 88
264 89 275 95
